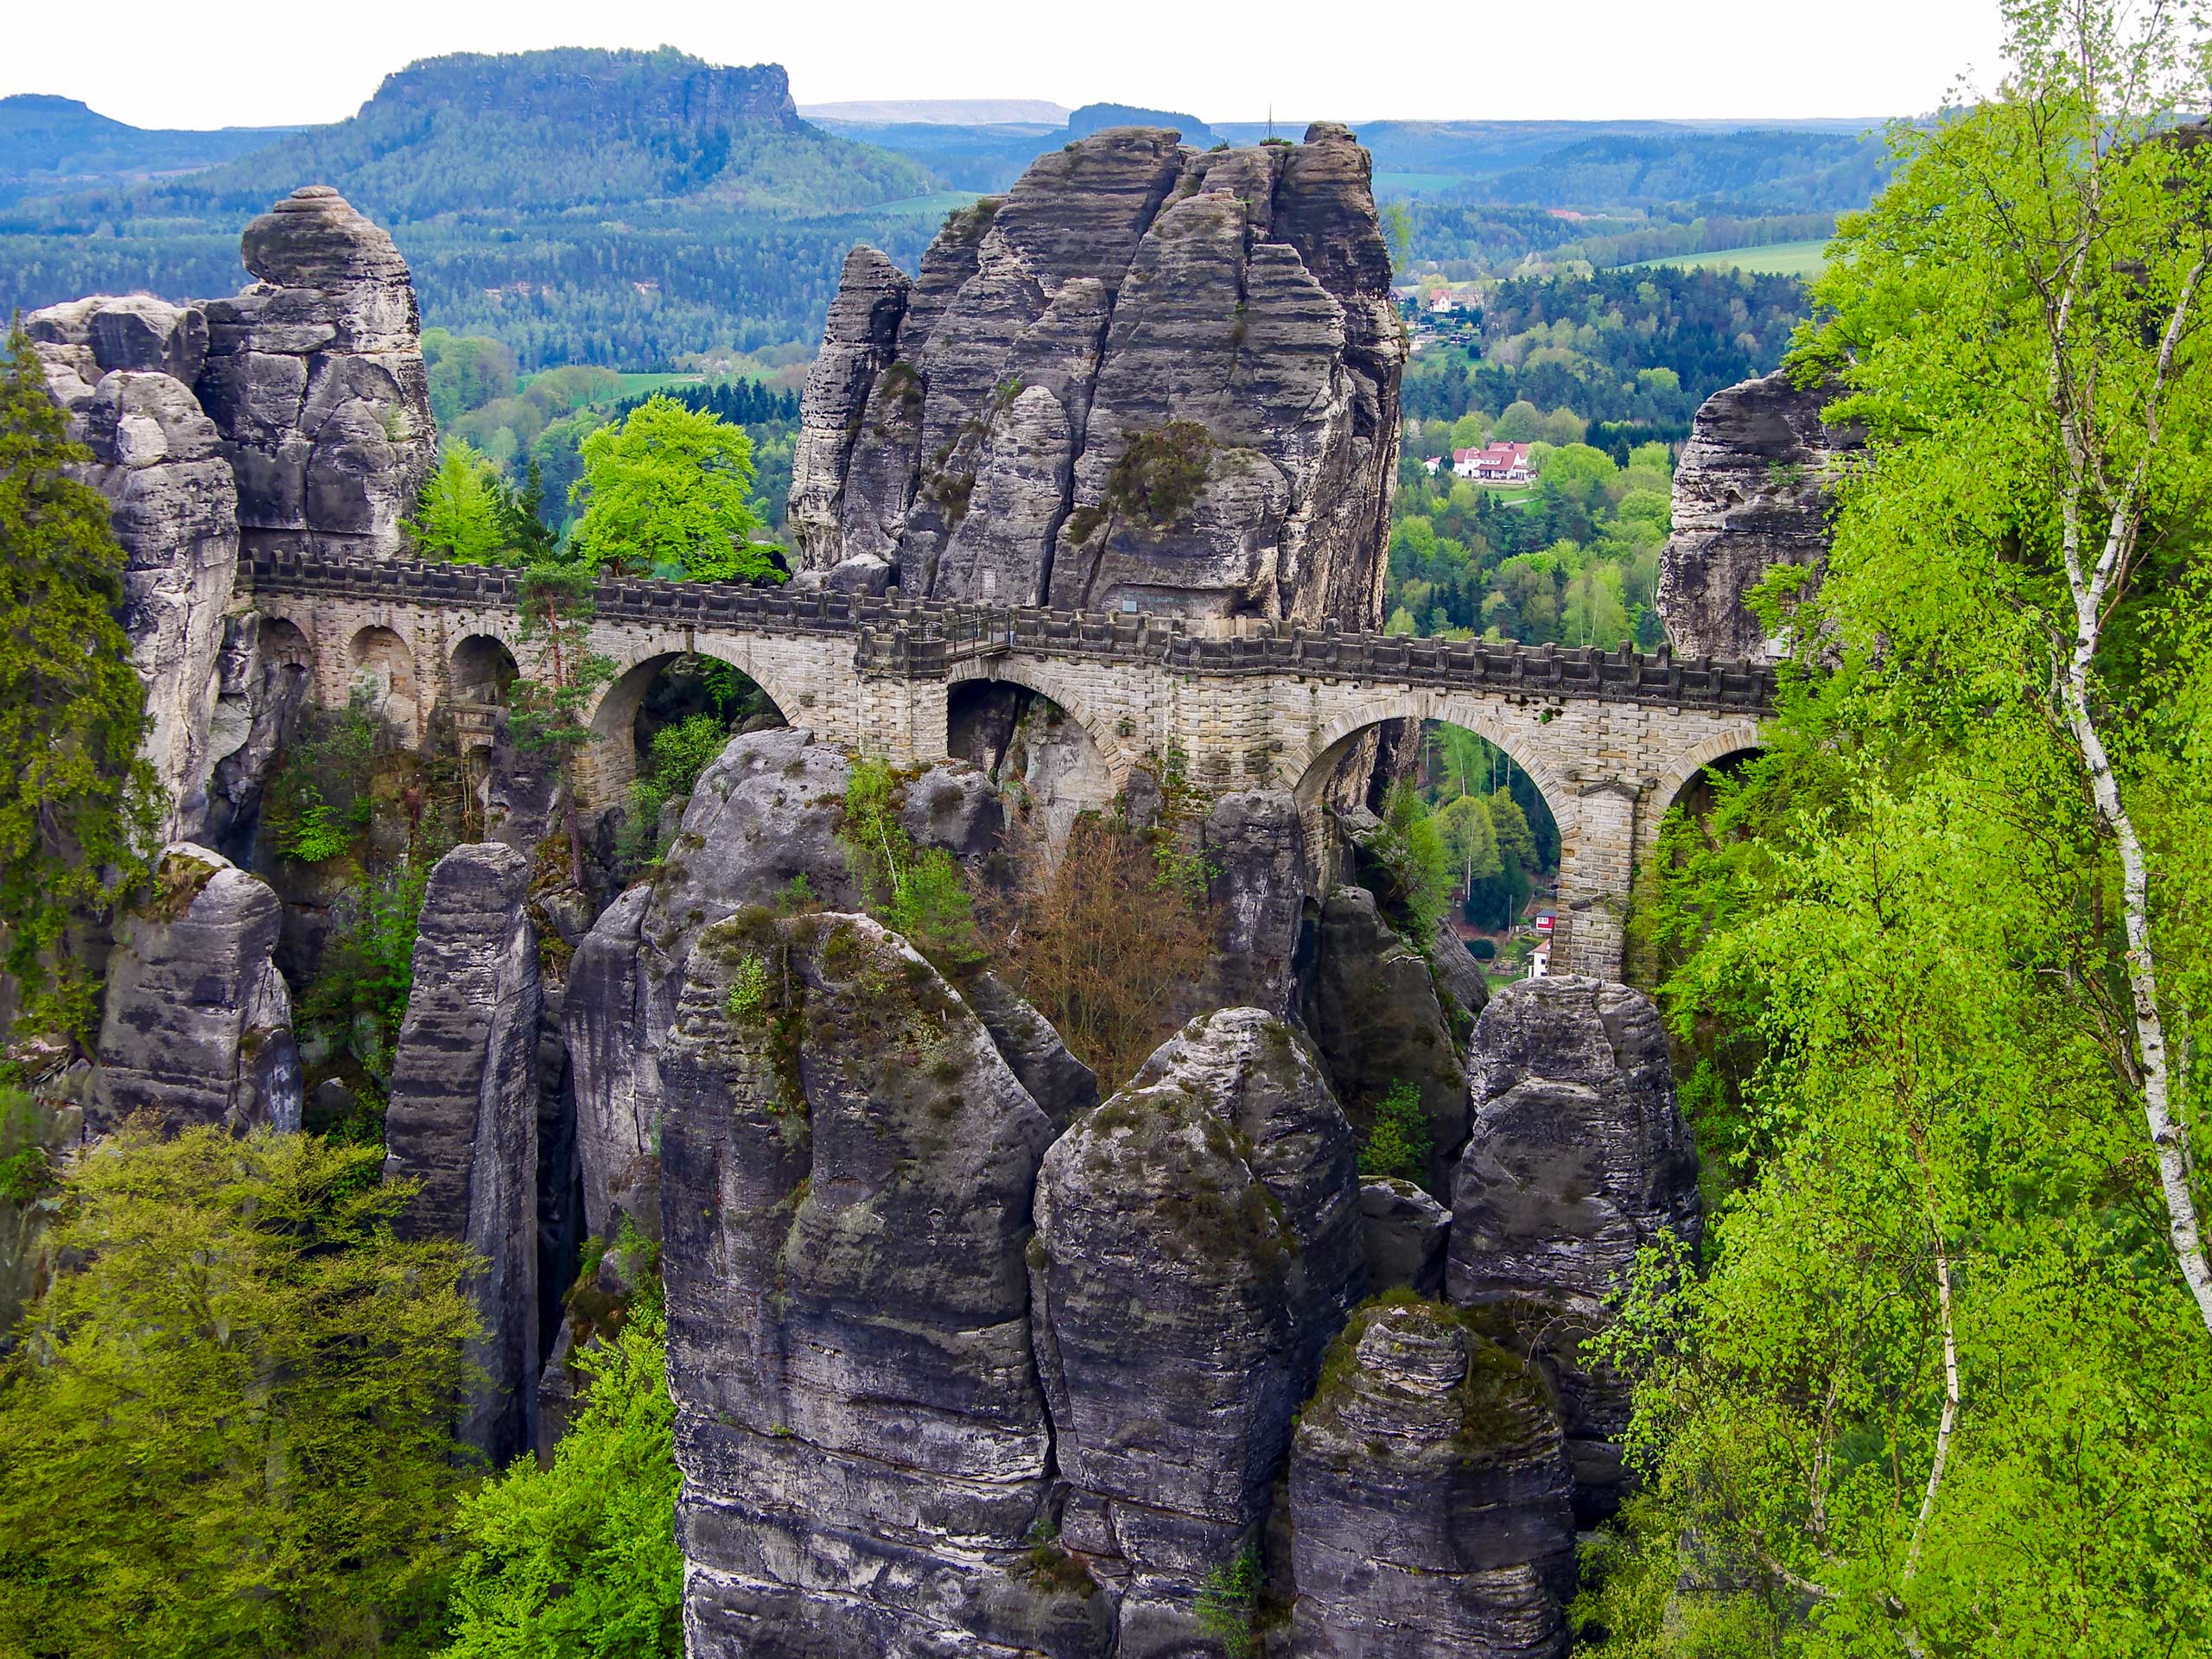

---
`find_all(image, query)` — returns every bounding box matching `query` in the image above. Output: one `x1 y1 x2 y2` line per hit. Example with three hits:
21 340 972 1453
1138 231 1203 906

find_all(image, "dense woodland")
0 55 1879 372
1380 264 1807 651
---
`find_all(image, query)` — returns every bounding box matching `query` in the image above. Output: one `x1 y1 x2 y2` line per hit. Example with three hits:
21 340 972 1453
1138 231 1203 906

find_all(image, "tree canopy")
0 1124 480 1657
1588 6 2212 1651
0 325 156 1043
569 396 779 582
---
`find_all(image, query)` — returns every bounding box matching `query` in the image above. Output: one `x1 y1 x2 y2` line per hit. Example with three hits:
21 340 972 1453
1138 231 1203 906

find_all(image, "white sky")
8 0 2009 132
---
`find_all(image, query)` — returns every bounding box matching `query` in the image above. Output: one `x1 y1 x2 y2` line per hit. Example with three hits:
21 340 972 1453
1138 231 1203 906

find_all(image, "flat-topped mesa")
1658 368 1864 662
198 185 436 560
789 123 1404 626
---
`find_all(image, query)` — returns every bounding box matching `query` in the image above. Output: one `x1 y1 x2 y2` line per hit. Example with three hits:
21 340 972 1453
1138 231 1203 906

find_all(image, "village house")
1452 441 1534 482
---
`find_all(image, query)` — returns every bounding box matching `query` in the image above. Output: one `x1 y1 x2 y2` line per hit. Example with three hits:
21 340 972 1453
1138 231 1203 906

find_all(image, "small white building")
1452 441 1534 483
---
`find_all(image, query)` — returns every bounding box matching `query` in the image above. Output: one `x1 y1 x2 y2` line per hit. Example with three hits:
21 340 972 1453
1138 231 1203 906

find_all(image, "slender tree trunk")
2059 660 2212 1330
2044 249 2212 1337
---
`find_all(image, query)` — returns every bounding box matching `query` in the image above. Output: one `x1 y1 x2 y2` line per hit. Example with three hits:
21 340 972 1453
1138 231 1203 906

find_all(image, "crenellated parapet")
242 550 1777 712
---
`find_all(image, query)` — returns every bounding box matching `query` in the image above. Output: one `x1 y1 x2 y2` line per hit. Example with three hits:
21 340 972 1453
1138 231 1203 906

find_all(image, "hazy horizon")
5 0 2006 134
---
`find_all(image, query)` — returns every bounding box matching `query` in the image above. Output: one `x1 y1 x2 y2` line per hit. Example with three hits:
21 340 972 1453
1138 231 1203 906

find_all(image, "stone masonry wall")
243 559 1764 977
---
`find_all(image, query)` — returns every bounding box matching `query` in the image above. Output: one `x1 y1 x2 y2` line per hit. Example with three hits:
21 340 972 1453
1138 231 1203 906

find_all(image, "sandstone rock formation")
26 187 433 843
198 186 436 560
660 911 1104 1657
563 728 1009 1236
1288 1300 1576 1656
203 613 315 860
383 842 543 1465
91 844 300 1137
1031 1008 1364 1649
1659 368 1863 661
73 371 239 837
1357 1178 1452 1296
789 124 1402 623
1302 886 1469 1194
1198 790 1313 1017
1449 975 1703 1516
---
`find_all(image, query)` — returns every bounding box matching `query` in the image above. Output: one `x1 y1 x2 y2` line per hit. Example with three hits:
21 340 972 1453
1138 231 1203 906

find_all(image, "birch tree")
1582 5 2212 1652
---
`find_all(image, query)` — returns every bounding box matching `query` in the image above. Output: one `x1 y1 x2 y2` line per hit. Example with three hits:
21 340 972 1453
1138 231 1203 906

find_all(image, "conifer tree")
0 324 157 1044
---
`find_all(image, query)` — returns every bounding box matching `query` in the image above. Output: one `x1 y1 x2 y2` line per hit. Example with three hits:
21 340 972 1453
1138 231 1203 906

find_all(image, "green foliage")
1192 1547 1262 1659
420 330 519 426
571 396 779 582
1360 781 1452 941
405 440 512 563
620 710 734 868
1358 1080 1433 1183
301 855 432 1085
724 956 769 1027
511 559 617 887
437 1306 683 1659
0 326 158 1043
0 1123 480 1657
1099 421 1211 531
839 759 982 969
1584 11 2212 1652
261 692 384 864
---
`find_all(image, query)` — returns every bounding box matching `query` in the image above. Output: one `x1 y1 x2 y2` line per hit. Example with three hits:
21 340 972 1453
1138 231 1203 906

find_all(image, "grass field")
1626 239 1829 278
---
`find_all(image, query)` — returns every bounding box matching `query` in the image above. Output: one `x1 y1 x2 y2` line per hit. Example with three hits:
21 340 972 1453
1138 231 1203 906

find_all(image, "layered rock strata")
198 185 436 560
789 124 1402 623
91 843 300 1137
1449 975 1703 1517
27 187 434 841
1659 368 1863 660
1031 1008 1365 1651
1288 1300 1576 1656
383 842 543 1465
661 911 1105 1657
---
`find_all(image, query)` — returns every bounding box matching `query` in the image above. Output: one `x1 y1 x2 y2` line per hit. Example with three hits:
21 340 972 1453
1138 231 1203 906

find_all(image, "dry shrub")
988 813 1212 1093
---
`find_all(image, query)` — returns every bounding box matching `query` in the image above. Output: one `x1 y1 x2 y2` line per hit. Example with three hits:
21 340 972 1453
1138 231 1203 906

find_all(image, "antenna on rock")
1267 104 1274 143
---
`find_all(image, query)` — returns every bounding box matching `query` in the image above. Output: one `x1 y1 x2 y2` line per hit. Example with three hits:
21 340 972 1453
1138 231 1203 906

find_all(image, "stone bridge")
241 553 1773 976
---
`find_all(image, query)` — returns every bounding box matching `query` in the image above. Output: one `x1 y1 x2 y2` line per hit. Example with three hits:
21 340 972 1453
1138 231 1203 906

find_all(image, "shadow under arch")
448 632 520 754
347 624 418 741
586 648 791 800
945 671 1120 849
1643 728 1767 842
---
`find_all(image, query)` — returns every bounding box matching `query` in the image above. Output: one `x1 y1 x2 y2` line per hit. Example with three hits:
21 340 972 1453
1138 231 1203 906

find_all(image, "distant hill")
52 48 934 221
0 93 296 206
1066 103 1220 146
0 48 948 369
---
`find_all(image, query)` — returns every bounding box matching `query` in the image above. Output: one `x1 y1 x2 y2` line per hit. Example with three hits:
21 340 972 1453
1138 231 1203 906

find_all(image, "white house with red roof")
1452 441 1533 482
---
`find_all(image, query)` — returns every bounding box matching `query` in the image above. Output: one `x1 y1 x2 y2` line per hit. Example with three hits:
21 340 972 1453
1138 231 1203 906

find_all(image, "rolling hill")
0 49 944 369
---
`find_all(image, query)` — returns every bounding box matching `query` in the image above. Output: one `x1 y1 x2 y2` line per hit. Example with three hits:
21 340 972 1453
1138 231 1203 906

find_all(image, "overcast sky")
10 0 2009 131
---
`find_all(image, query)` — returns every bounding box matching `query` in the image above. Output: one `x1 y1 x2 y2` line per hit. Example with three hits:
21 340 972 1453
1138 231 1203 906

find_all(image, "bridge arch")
1292 696 1579 838
1638 720 1766 853
582 643 798 804
348 624 420 741
946 662 1133 787
944 665 1124 843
